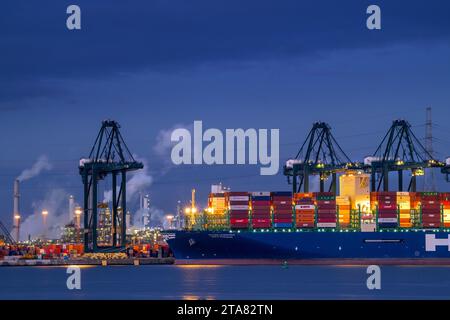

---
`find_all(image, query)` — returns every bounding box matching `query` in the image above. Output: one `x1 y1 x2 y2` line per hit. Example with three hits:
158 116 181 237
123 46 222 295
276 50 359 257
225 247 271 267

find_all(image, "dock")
0 257 175 267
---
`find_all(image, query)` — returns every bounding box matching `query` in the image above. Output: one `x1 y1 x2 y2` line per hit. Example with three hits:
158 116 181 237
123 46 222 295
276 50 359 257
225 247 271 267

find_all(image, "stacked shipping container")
294 193 315 228
441 193 450 228
373 192 398 228
251 192 272 228
421 192 441 228
272 192 293 228
397 192 412 228
336 196 350 227
315 192 337 228
207 193 228 228
228 192 250 229
205 189 450 231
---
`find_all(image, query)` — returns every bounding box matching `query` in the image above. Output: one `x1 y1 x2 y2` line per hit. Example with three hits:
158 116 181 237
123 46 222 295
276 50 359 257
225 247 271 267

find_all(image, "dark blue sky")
1 0 450 229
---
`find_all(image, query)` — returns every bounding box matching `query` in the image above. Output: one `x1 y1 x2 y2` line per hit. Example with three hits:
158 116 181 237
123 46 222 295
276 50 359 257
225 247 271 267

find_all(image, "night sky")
1 1 450 234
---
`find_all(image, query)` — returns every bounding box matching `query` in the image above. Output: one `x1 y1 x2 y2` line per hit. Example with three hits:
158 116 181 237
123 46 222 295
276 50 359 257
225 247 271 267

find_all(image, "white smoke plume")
103 156 153 203
20 189 70 241
17 155 52 182
132 206 165 229
153 123 193 173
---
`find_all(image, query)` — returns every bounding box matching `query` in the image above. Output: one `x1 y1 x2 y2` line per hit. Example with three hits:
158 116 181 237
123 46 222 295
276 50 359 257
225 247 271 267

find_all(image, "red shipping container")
273 205 292 210
229 200 249 205
318 218 337 223
317 212 336 217
252 212 270 217
274 214 292 219
378 204 397 210
317 209 336 214
251 208 270 214
251 201 271 206
228 192 249 196
229 209 249 214
274 210 293 215
230 218 248 224
378 213 398 218
274 218 292 222
422 216 441 223
252 224 271 228
230 213 248 218
422 222 440 228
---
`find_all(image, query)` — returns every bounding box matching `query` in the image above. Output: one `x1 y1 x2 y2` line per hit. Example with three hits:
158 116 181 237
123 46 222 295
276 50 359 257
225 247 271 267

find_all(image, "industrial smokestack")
69 195 75 223
13 179 20 242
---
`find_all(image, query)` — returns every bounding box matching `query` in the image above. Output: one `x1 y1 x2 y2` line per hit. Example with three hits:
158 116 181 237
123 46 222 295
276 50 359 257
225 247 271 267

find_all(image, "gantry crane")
364 119 445 192
441 160 450 182
284 122 362 194
0 219 16 244
79 120 143 253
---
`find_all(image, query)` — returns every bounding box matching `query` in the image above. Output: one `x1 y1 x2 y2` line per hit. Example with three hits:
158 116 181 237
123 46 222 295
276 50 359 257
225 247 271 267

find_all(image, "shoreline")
0 257 175 267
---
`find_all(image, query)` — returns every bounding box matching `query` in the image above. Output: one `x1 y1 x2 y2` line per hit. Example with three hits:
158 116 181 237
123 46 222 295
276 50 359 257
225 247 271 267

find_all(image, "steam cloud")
132 206 165 229
17 155 52 181
20 189 70 241
103 156 153 203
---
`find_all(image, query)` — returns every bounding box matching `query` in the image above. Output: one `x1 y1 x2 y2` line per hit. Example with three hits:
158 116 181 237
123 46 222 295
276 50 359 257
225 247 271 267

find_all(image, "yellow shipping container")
444 209 450 224
354 194 371 213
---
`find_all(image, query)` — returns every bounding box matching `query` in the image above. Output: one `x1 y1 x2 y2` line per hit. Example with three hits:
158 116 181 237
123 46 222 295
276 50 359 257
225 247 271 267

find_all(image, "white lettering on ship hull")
425 234 450 252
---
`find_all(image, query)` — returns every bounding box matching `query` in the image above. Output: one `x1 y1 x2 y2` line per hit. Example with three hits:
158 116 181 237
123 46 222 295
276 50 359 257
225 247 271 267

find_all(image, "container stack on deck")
228 192 250 229
410 192 421 227
294 193 315 228
251 192 271 229
373 192 398 228
441 193 450 228
272 192 293 228
207 193 228 228
397 192 412 228
336 196 351 227
315 192 337 228
201 185 450 231
421 192 441 228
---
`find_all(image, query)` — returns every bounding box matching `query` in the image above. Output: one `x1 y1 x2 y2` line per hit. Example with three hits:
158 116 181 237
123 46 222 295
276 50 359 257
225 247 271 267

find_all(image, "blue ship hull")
165 230 450 260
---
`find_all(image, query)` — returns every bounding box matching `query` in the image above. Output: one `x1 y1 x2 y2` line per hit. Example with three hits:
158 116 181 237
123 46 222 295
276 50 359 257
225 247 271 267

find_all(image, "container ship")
165 174 450 262
165 119 450 262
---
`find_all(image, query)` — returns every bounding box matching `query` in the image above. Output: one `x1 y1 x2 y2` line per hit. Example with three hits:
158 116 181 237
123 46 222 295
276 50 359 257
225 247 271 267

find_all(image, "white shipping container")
378 218 398 223
317 223 337 228
229 196 249 201
251 191 271 196
295 205 315 210
230 205 249 210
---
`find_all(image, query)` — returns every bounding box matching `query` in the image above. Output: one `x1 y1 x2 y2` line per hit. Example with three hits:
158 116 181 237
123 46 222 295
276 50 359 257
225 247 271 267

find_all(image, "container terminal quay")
3 114 450 265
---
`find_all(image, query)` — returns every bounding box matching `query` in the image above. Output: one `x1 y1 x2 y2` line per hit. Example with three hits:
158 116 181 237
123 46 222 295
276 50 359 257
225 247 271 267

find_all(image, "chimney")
69 195 75 223
13 179 20 242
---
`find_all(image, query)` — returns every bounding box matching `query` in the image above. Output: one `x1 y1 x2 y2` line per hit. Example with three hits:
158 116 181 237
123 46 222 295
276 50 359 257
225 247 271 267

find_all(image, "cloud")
2 1 450 102
17 155 52 182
